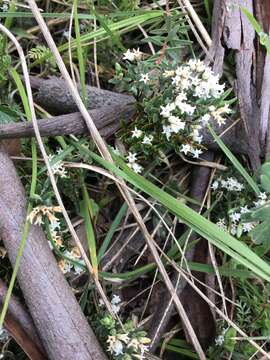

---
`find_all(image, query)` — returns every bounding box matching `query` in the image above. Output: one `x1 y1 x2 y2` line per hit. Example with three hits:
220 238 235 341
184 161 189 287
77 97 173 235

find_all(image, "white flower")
123 49 135 61
230 212 241 223
230 223 237 236
0 2 9 11
111 294 121 305
200 113 211 126
132 48 143 60
163 70 175 78
160 103 176 118
258 192 267 200
107 337 123 355
175 66 192 79
175 92 187 106
191 148 203 158
221 177 244 192
127 152 137 163
49 220 61 231
0 328 9 342
132 127 143 138
139 73 150 84
58 259 72 274
180 144 192 155
48 154 68 178
216 218 227 231
179 102 196 115
188 59 205 72
162 125 173 140
131 163 143 174
74 259 85 275
254 199 266 207
168 116 185 133
111 304 121 314
211 180 219 190
142 135 153 145
117 333 130 344
242 222 255 233
240 206 249 214
215 334 224 346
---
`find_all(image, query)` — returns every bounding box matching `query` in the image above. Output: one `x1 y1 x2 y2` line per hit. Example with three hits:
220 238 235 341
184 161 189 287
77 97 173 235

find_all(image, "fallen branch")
0 279 45 356
0 103 135 139
0 279 47 359
0 147 107 360
0 104 251 156
30 76 134 115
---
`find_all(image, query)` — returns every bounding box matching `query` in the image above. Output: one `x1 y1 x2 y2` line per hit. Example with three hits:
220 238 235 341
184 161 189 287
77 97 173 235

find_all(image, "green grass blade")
97 202 128 262
207 124 260 195
73 145 270 282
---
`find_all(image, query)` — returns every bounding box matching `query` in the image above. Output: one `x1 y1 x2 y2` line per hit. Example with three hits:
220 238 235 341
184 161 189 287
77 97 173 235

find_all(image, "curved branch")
0 148 107 360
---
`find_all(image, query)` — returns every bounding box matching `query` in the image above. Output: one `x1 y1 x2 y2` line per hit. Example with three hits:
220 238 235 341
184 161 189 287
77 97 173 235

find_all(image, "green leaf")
0 105 20 124
71 142 270 283
208 125 260 195
242 205 270 245
224 328 237 352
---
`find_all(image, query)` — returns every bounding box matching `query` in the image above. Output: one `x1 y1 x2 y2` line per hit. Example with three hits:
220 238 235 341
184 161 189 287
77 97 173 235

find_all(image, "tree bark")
0 147 107 360
30 76 133 115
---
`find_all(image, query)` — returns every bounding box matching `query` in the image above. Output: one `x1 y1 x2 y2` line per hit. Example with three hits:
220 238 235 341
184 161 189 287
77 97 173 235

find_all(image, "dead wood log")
0 147 107 360
4 312 47 360
30 76 134 115
0 279 46 358
0 103 135 140
208 0 270 168
0 104 252 156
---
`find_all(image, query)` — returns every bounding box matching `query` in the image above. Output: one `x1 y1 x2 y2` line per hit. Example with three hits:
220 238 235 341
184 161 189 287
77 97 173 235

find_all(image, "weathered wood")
209 0 270 166
30 76 134 115
0 279 46 357
0 104 252 156
0 148 107 360
4 312 47 360
0 103 135 139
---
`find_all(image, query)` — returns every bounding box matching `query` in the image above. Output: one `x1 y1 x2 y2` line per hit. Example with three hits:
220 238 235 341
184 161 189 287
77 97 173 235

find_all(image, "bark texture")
0 103 135 140
209 0 270 167
30 76 133 115
0 148 107 360
0 106 252 155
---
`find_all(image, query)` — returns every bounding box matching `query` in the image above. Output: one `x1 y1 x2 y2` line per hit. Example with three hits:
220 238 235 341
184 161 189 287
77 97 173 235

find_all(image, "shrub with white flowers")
97 295 151 360
112 50 232 173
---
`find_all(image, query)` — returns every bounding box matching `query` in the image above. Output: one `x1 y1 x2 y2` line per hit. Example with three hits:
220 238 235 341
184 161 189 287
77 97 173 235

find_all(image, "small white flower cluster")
123 48 143 62
217 205 256 235
211 177 245 192
127 152 143 174
253 192 268 207
159 59 230 156
0 0 9 12
0 327 9 343
48 150 68 178
58 246 86 275
99 294 122 314
27 205 62 226
107 331 150 358
229 206 256 235
48 219 63 249
215 328 228 346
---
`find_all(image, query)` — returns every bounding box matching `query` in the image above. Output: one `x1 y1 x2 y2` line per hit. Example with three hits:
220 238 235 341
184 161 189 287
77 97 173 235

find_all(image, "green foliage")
112 55 232 173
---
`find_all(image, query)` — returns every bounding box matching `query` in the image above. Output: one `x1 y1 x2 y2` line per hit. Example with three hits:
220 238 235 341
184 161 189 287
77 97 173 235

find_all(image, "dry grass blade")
26 1 207 357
